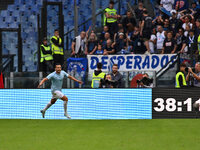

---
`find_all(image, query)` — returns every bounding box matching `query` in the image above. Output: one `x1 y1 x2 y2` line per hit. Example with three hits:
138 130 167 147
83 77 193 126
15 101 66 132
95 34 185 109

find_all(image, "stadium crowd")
70 0 200 62
39 0 200 88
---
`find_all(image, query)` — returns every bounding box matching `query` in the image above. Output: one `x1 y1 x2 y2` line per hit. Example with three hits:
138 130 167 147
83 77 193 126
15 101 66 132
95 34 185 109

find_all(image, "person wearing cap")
169 9 181 35
40 38 54 72
175 63 187 88
113 32 129 54
104 1 120 38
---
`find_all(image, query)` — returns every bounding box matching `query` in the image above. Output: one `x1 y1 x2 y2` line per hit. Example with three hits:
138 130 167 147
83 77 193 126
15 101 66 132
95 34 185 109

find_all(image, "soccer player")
38 63 83 119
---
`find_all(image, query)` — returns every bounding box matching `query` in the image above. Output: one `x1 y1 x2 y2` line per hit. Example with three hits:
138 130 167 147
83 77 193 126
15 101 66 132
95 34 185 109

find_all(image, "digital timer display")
152 88 200 119
154 98 200 112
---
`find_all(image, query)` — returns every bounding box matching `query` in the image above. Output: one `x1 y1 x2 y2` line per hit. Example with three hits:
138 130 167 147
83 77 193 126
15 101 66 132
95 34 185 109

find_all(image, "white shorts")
52 90 64 99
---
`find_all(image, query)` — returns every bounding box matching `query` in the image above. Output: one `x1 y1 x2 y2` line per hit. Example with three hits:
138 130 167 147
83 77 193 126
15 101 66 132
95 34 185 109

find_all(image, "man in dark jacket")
110 64 124 88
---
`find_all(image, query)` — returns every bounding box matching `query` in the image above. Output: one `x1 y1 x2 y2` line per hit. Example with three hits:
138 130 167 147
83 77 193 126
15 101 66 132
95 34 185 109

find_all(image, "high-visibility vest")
198 35 200 54
40 44 53 63
104 8 117 25
91 72 106 88
176 72 187 88
50 36 64 55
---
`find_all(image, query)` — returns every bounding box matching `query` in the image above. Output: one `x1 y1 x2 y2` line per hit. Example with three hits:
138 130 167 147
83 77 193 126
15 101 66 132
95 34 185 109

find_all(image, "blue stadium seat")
1 10 8 17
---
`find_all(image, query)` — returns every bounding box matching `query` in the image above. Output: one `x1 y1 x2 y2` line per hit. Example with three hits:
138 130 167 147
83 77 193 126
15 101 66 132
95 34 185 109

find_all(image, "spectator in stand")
160 0 175 12
85 33 98 55
122 11 136 33
104 1 120 38
174 0 189 11
103 39 115 55
180 30 197 55
191 2 198 12
149 28 157 54
162 31 177 54
132 34 147 54
71 31 87 57
196 0 200 9
100 26 109 42
163 18 170 31
135 1 145 24
113 32 129 54
110 64 124 88
175 28 186 53
194 1 200 19
152 13 164 27
169 10 181 35
101 32 111 49
140 10 152 53
114 27 126 43
95 44 104 55
156 25 166 53
126 23 134 41
194 19 200 38
184 24 190 37
181 15 193 30
40 37 54 72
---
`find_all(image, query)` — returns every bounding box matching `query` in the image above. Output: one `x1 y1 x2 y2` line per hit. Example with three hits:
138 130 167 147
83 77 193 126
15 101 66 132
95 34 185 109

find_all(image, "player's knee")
51 101 55 104
51 100 56 104
62 96 68 101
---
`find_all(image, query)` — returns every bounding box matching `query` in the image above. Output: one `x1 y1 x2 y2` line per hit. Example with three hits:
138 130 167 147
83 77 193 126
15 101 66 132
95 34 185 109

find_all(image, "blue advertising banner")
0 89 152 119
87 54 177 73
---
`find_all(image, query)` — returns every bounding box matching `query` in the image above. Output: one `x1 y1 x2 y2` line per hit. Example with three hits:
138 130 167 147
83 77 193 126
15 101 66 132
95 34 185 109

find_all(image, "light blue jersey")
46 71 69 93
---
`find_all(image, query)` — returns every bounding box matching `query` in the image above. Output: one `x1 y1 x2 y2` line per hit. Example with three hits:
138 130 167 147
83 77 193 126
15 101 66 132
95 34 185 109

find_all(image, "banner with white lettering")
87 54 177 73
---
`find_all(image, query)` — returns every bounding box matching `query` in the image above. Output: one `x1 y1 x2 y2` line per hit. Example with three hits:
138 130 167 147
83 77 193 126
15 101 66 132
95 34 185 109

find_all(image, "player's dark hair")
97 63 103 69
54 63 61 68
54 29 59 32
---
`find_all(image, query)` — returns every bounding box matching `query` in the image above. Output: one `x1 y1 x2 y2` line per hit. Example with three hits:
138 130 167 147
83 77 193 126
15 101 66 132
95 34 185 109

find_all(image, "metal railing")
0 54 15 73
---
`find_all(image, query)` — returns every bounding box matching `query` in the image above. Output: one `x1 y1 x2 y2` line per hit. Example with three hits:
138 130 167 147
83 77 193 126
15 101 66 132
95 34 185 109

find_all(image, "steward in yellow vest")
50 29 64 66
104 1 119 38
40 38 54 72
176 63 187 88
198 34 200 60
91 63 106 88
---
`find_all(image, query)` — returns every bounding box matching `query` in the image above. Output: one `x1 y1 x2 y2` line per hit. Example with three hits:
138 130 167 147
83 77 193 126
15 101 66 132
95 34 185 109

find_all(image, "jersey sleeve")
63 71 69 78
46 72 54 80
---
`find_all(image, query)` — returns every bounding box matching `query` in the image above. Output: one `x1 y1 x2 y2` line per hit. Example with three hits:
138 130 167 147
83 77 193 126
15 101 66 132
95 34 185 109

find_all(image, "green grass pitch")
0 119 199 150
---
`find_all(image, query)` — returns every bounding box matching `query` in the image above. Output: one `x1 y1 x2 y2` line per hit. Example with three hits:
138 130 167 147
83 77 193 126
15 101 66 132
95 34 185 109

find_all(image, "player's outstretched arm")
38 78 48 88
68 75 83 84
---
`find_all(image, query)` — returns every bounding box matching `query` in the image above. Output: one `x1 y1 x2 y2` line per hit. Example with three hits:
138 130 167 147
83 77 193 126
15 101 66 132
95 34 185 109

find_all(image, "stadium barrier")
1 88 200 119
0 89 152 119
